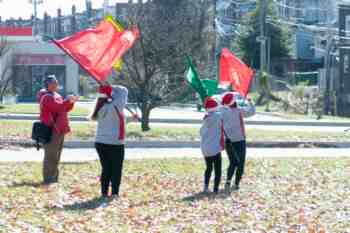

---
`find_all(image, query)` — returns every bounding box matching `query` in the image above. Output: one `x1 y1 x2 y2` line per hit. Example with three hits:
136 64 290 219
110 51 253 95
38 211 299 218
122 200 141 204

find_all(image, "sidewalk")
2 138 350 149
1 148 349 162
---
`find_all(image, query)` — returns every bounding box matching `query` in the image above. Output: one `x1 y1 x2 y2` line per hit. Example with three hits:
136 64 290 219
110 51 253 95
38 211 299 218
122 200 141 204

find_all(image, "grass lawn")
259 110 350 122
255 103 350 122
0 104 89 116
0 158 349 232
0 120 349 142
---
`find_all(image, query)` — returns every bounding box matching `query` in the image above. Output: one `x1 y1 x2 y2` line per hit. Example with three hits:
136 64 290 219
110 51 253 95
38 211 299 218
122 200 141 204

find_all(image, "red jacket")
37 89 74 135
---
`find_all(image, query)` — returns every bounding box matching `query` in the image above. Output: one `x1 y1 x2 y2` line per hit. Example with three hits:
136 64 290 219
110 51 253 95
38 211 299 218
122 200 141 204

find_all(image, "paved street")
1 147 349 162
2 104 350 132
151 122 350 133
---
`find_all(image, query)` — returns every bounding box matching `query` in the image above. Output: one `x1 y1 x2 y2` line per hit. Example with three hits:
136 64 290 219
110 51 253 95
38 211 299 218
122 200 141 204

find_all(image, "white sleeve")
239 101 256 118
112 85 128 110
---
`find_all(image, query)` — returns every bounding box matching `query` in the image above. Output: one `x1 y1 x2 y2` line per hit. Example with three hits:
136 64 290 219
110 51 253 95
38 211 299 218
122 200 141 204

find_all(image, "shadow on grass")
57 197 110 211
9 181 44 188
182 190 231 202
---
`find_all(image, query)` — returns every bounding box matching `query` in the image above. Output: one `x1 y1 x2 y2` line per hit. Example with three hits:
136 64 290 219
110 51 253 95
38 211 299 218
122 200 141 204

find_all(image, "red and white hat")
98 85 113 101
221 92 237 106
204 97 219 112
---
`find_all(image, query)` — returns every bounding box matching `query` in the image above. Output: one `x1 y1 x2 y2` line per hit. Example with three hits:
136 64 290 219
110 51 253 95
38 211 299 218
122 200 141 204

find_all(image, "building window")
13 66 32 98
13 65 66 101
346 16 350 37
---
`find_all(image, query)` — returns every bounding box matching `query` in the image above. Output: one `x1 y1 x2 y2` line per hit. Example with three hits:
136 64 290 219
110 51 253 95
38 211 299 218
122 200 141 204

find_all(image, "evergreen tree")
236 0 291 70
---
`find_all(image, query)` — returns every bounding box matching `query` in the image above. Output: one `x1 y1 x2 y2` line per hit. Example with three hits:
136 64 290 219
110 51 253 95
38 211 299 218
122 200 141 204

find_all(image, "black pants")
225 140 246 186
95 143 125 196
204 153 222 192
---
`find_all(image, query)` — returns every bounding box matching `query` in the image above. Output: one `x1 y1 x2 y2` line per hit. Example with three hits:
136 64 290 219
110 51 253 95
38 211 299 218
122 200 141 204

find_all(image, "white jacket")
95 86 128 145
200 111 224 157
221 101 255 142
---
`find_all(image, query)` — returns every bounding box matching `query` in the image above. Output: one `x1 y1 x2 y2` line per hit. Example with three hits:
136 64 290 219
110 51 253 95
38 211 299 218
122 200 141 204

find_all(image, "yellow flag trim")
104 15 125 72
113 59 123 72
105 15 125 32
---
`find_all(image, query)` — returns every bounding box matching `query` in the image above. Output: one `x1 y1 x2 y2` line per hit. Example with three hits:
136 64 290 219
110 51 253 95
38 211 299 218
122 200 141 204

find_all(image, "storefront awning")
15 54 65 66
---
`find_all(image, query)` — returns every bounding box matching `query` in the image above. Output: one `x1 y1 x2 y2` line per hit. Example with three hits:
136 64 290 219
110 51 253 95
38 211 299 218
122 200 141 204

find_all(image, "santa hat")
98 85 113 101
204 97 219 112
222 92 236 106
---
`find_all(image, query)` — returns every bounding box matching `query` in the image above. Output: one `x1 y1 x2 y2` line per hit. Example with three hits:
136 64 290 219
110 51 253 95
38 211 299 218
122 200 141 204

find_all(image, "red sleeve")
66 102 75 112
42 95 72 113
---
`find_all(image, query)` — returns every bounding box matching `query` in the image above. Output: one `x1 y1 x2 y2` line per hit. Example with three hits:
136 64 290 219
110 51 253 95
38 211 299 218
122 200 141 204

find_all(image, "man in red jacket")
37 75 79 184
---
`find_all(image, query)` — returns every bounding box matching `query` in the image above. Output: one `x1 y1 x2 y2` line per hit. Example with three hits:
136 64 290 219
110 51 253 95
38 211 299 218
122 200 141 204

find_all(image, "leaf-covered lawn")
0 158 349 232
0 120 349 142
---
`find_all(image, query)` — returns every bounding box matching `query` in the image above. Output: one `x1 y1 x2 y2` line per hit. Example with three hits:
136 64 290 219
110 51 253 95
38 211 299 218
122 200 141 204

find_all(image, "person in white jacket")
200 97 224 194
90 84 128 198
221 92 255 192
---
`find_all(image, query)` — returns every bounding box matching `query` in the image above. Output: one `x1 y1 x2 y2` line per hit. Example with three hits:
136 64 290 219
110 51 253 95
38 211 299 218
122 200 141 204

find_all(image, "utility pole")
29 0 43 35
214 0 218 80
259 0 267 74
103 0 109 17
324 12 334 115
267 36 271 73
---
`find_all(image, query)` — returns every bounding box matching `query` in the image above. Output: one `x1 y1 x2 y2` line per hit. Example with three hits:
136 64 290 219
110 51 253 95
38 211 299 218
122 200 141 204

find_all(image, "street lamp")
29 0 44 35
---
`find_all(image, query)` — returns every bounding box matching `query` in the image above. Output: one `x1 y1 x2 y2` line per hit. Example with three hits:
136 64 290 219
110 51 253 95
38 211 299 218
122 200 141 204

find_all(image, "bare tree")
0 37 14 101
117 0 214 131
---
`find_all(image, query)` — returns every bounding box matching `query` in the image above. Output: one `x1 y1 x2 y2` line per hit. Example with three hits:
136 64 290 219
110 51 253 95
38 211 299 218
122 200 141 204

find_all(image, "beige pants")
43 133 64 184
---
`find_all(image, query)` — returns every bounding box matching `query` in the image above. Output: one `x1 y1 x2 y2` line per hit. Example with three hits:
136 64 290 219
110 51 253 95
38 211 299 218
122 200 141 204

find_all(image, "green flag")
185 56 207 102
202 79 218 97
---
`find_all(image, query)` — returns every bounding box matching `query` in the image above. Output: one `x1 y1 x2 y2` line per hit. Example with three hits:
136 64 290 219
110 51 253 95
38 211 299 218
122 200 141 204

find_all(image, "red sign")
0 27 33 36
15 54 65 65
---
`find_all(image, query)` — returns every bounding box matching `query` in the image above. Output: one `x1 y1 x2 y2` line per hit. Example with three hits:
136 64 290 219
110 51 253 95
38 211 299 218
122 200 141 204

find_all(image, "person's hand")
67 95 79 103
132 113 140 122
73 96 80 102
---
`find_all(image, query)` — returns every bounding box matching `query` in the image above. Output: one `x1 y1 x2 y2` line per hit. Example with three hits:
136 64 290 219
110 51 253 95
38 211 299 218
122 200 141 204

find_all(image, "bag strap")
36 141 41 151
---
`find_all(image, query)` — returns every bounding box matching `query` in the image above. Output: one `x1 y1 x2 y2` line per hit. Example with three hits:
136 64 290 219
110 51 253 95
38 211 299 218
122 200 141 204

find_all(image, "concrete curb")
1 138 350 149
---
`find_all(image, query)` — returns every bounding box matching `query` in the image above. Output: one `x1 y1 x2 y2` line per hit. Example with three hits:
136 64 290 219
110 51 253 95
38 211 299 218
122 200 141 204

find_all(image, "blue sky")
0 0 129 20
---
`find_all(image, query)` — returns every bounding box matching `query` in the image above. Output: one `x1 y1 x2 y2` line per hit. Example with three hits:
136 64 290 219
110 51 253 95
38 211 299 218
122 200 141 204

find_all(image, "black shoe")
43 178 58 185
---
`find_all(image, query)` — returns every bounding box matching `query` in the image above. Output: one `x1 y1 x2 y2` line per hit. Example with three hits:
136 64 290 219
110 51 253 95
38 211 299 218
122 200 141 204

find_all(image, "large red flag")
53 18 139 82
219 48 254 97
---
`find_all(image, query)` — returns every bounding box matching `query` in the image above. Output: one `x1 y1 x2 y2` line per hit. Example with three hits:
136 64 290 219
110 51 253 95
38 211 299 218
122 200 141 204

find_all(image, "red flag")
53 18 139 82
219 48 254 97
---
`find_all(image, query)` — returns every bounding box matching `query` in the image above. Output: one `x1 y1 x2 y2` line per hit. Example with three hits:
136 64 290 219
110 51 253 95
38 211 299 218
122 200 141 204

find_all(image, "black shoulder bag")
31 94 55 151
